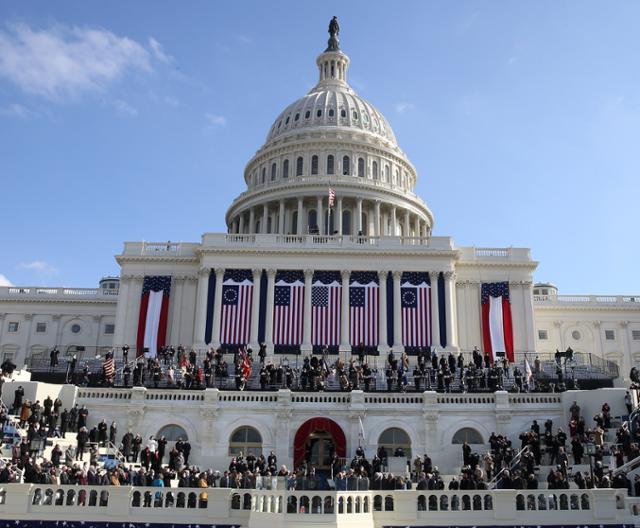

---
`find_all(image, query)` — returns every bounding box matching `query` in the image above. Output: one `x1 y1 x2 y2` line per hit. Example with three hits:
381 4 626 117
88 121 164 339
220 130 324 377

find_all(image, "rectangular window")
8 322 19 333
104 323 115 335
537 330 548 340
605 329 616 341
633 330 640 340
36 322 47 333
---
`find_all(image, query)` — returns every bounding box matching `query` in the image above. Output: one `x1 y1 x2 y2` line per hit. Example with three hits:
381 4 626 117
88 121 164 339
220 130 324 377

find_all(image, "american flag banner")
136 276 171 358
312 270 342 347
349 271 379 347
481 281 514 362
328 188 336 208
220 269 253 346
102 355 115 379
401 272 431 348
273 270 305 346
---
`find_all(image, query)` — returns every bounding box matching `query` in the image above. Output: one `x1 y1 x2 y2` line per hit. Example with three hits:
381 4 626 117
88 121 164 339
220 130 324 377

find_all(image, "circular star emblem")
402 290 416 304
224 288 238 303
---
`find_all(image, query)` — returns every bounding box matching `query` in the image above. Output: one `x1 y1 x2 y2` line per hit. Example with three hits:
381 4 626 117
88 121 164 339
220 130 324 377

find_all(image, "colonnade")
193 268 457 353
228 196 431 238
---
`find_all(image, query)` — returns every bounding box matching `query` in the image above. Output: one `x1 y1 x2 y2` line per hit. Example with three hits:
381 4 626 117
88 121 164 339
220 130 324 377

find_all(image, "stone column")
51 314 61 348
522 281 535 353
169 277 184 345
378 270 388 351
620 321 632 382
302 269 313 353
391 206 397 236
264 269 276 352
392 271 403 351
211 268 225 348
317 196 324 235
430 271 441 349
297 198 305 235
278 200 285 234
113 276 131 346
340 270 350 351
238 213 245 235
248 207 255 234
231 218 238 234
261 204 269 234
356 198 363 233
20 314 33 366
404 209 410 238
250 269 262 348
374 201 381 236
443 271 458 350
336 197 343 235
193 268 210 347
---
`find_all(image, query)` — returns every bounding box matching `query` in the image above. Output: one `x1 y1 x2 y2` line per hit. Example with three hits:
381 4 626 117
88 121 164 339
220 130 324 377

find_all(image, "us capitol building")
1 19 640 528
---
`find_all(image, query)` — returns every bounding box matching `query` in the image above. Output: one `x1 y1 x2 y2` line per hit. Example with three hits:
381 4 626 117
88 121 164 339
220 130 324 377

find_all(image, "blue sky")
0 1 639 294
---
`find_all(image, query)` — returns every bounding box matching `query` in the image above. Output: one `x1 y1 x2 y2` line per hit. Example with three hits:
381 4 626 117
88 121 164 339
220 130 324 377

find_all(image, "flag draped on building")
220 269 253 346
136 276 171 358
401 272 431 348
328 188 336 208
481 281 514 362
273 270 304 346
312 270 342 347
349 271 379 347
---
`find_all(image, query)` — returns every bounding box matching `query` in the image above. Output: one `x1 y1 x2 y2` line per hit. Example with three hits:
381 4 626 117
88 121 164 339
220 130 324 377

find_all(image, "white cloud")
19 260 59 277
0 274 13 286
235 34 253 45
0 102 33 118
149 37 172 64
395 102 416 114
0 23 151 100
112 98 138 117
205 112 227 128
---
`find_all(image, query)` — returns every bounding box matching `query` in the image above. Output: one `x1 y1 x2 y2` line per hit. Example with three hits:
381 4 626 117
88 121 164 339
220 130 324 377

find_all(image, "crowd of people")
32 342 594 394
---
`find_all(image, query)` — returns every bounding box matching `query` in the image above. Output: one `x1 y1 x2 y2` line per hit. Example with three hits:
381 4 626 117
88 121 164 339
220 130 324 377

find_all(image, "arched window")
307 210 318 233
271 163 277 181
342 210 351 235
342 156 350 175
452 428 484 444
327 155 335 175
229 426 263 456
261 168 266 183
372 161 378 180
358 158 365 177
340 109 346 118
384 164 390 182
305 110 311 119
378 428 411 458
157 424 188 442
282 159 289 179
328 108 335 117
311 155 319 175
296 157 303 176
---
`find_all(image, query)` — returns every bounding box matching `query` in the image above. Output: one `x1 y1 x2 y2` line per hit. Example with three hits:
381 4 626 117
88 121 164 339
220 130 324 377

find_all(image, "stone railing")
0 286 118 301
120 241 200 257
534 294 640 306
201 233 455 251
0 484 633 527
458 246 533 262
74 387 570 416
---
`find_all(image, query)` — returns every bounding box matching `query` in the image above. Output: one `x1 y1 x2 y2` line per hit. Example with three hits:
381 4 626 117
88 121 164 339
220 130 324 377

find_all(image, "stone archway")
293 417 346 469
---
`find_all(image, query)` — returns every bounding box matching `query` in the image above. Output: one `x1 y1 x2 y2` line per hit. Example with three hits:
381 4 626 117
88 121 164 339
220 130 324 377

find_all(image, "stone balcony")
0 286 118 302
534 294 640 307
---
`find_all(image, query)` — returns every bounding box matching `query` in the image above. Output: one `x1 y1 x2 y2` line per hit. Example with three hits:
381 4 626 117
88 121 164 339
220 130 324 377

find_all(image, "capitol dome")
226 20 434 239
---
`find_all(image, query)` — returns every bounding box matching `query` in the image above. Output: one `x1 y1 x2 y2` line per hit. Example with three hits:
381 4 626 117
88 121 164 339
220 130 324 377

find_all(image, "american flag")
136 275 172 358
102 355 115 379
401 272 431 347
328 188 336 208
312 271 342 346
220 269 253 346
273 270 304 345
349 271 379 347
481 281 514 362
